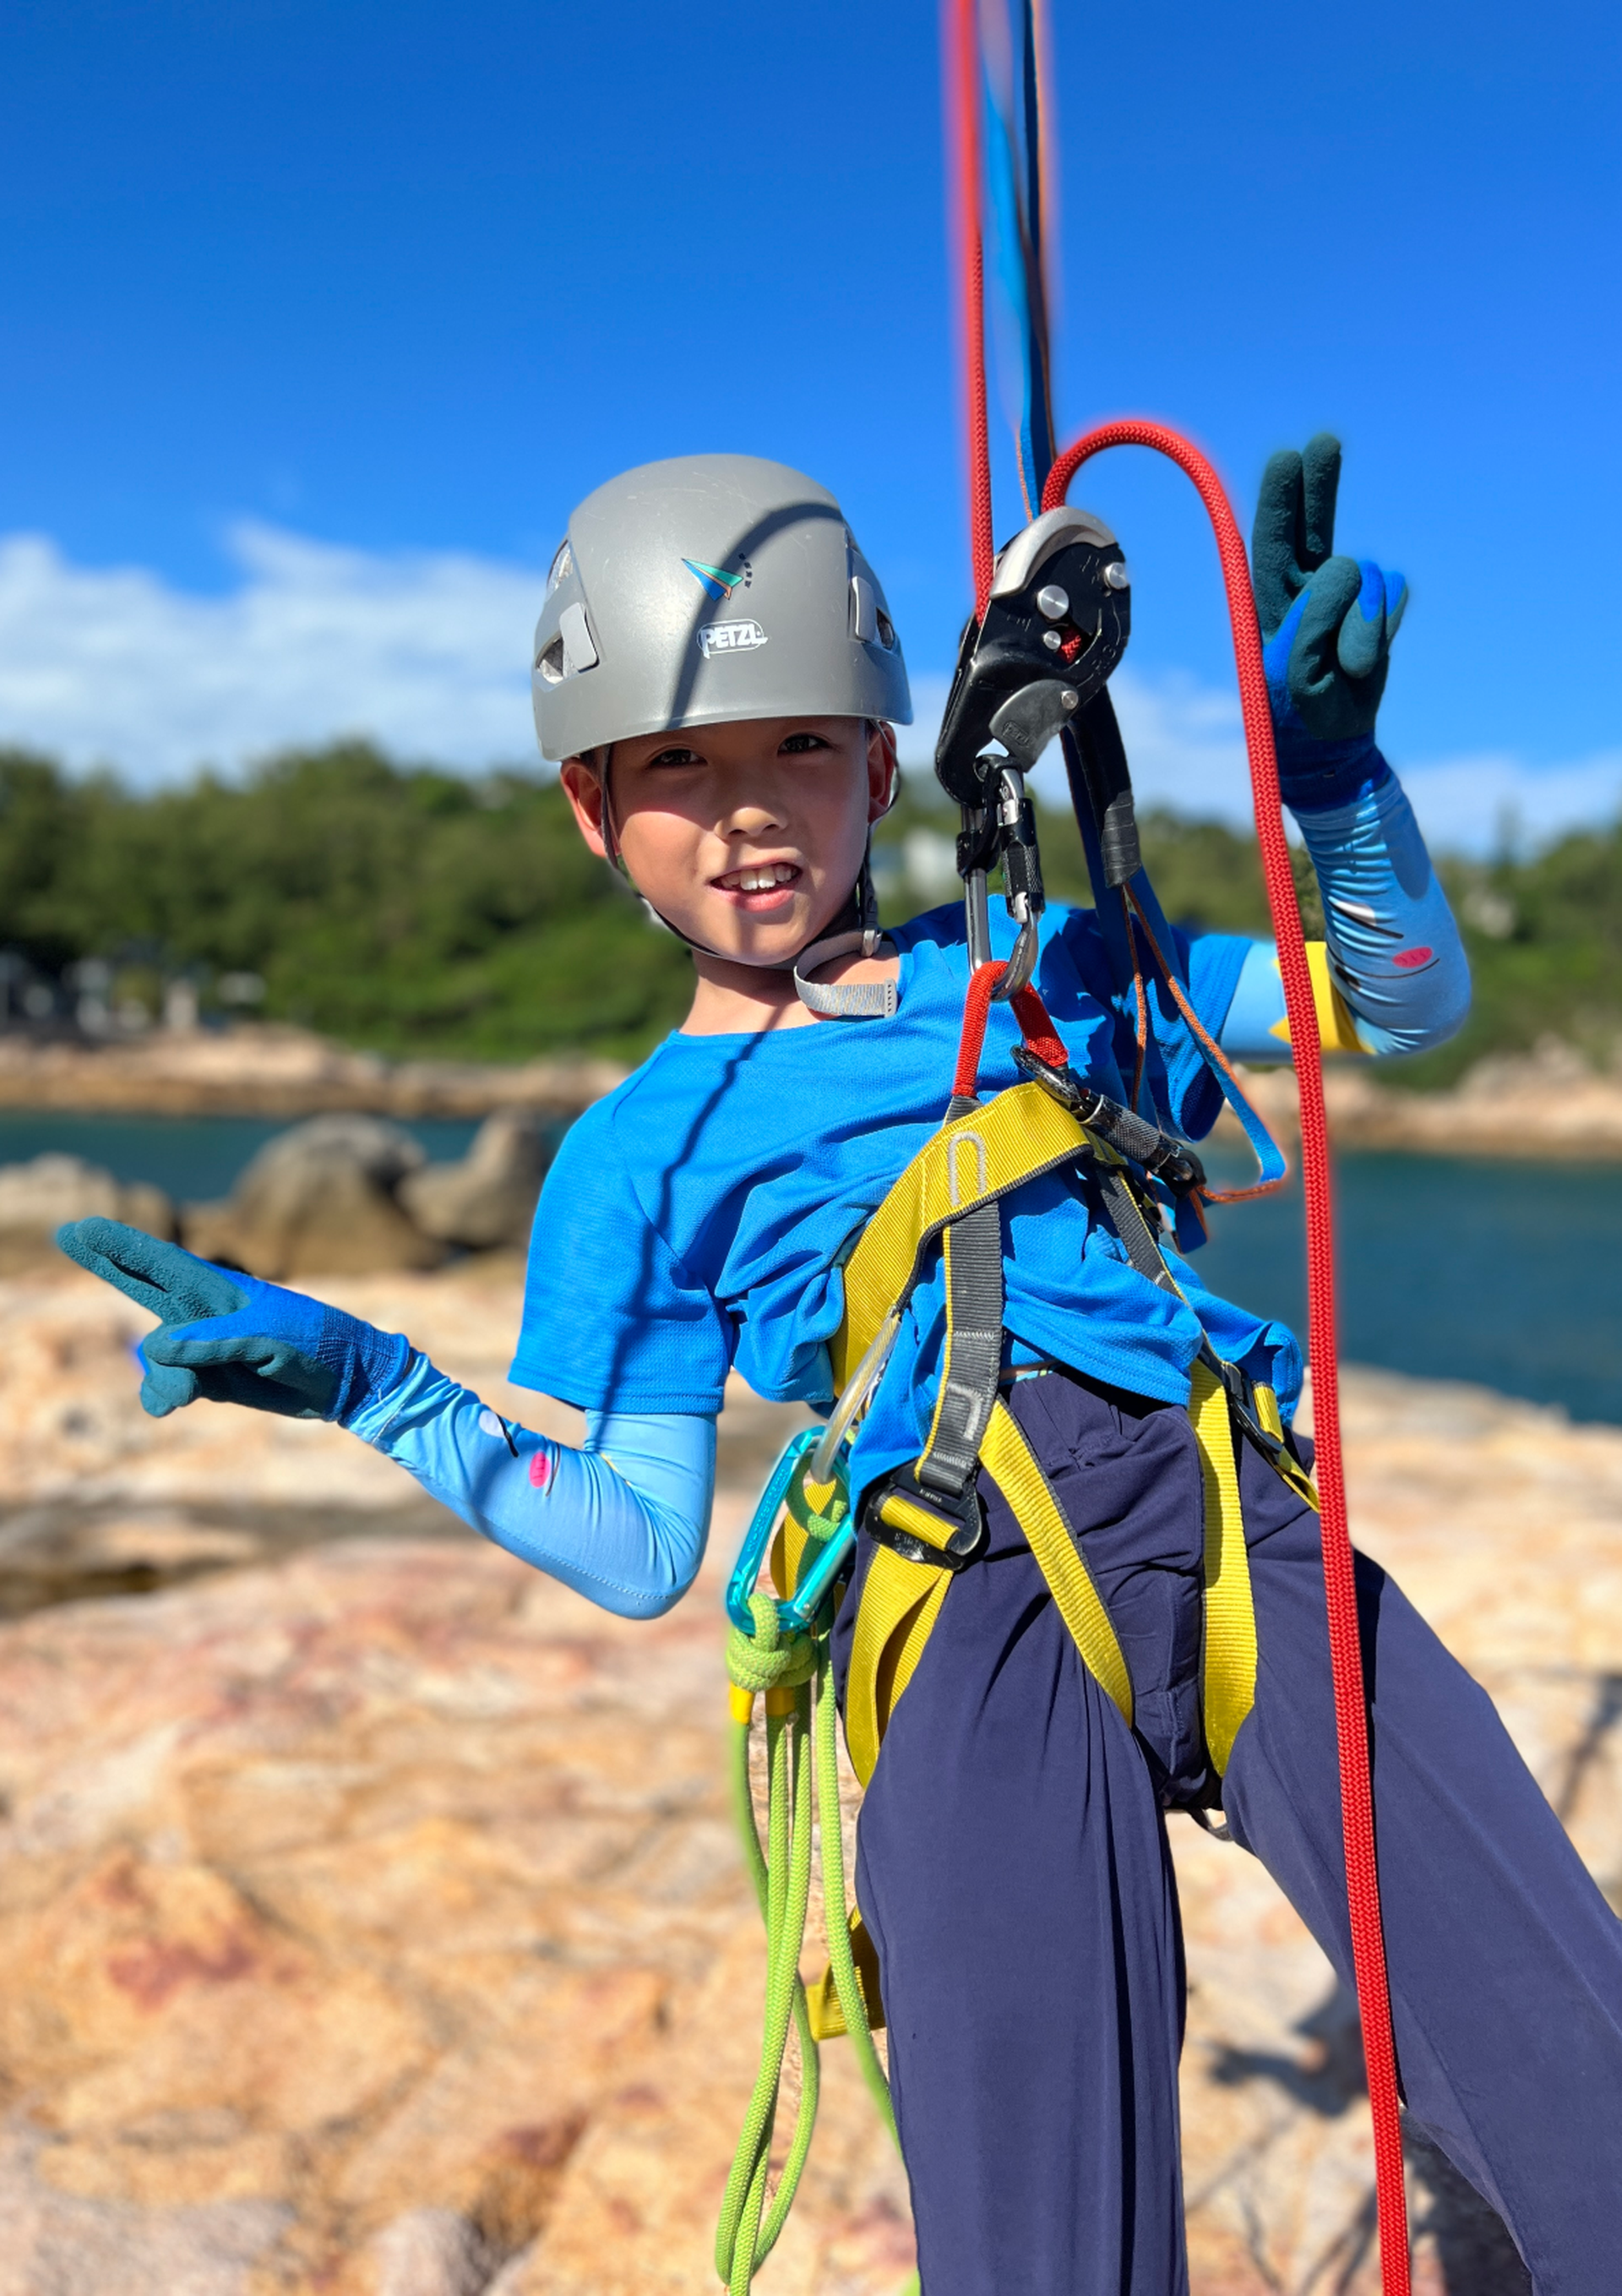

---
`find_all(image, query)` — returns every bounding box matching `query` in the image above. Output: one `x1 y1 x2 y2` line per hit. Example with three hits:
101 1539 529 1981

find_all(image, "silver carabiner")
991 909 1040 1001
810 1308 901 1487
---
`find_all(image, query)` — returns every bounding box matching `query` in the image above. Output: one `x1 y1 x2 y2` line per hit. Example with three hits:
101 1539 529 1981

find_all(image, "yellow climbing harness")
830 1062 1318 1791
718 975 1322 2291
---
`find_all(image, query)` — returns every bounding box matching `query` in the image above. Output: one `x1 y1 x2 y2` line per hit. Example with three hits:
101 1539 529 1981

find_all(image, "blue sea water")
3 1113 1617 1427
1195 1148 1622 1427
0 1111 479 1203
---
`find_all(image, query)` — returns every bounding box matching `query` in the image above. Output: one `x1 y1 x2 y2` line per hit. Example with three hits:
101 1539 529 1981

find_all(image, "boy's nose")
723 799 789 837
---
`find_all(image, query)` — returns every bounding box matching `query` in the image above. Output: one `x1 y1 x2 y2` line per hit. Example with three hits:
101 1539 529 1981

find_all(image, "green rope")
813 1644 899 2143
719 1516 918 2296
725 1588 818 1700
716 1595 819 2291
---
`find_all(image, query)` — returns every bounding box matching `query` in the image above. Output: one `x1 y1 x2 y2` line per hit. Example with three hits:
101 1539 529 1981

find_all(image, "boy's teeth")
730 864 794 892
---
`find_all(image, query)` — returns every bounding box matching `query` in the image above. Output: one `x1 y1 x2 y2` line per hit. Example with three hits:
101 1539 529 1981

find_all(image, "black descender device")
933 507 1137 993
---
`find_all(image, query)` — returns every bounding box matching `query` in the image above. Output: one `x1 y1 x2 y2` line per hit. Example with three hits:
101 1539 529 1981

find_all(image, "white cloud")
0 523 544 781
899 664 1256 820
1 525 1617 852
904 657 1622 854
1396 750 1622 854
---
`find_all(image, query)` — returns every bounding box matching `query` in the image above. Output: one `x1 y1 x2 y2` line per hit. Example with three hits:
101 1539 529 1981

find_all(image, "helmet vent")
558 601 600 674
546 540 573 595
536 638 565 684
876 609 896 651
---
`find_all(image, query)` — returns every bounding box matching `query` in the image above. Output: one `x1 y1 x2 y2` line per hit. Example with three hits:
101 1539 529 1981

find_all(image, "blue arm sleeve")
346 1353 716 1621
1217 760 1471 1062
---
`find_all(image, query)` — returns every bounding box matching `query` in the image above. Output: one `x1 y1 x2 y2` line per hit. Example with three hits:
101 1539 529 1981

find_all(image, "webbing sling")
917 1208 1003 1494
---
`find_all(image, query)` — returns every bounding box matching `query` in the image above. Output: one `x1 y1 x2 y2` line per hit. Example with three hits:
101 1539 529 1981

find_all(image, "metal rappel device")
933 506 1135 995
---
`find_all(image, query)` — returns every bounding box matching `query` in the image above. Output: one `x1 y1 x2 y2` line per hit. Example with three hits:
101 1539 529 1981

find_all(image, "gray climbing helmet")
531 454 912 760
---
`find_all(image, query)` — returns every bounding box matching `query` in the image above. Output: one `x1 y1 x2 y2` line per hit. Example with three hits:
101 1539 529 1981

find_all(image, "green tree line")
0 742 1616 1083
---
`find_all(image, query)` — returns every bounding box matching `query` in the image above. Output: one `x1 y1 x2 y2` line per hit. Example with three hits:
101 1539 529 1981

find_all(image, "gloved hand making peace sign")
57 1216 410 1423
1251 431 1407 810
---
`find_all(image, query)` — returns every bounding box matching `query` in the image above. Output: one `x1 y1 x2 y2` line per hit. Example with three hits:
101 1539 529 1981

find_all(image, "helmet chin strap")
592 728 901 1020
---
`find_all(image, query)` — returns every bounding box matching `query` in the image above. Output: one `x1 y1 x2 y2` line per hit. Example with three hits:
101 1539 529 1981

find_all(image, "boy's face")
560 717 892 967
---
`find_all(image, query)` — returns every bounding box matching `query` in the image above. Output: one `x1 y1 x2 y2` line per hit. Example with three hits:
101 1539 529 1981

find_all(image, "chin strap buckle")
792 929 897 1021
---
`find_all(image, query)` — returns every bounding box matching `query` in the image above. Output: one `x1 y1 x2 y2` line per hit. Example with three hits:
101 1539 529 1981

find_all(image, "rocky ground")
0 1259 1617 2293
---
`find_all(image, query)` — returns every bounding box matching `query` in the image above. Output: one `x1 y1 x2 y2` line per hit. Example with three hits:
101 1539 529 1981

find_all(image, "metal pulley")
934 506 1130 802
933 506 1133 991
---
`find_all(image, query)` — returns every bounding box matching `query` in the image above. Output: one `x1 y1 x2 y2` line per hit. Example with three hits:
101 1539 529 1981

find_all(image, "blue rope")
1017 0 1055 499
980 0 1054 517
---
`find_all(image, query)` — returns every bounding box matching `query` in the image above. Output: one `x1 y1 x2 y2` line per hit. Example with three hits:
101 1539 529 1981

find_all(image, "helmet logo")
696 620 768 657
682 556 749 602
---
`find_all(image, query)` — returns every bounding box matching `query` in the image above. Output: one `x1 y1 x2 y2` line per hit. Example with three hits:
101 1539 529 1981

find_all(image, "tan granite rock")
0 1263 1614 2290
398 1115 551 1253
178 1116 446 1279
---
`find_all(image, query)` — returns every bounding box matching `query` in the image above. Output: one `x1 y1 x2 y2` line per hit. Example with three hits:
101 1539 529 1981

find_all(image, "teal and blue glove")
1251 432 1407 810
57 1217 411 1424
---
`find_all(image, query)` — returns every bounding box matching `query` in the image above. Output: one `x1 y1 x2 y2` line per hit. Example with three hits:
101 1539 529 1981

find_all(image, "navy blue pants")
832 1368 1622 2295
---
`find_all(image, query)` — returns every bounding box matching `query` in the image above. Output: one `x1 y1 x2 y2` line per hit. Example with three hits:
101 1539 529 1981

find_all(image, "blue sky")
1 0 1618 844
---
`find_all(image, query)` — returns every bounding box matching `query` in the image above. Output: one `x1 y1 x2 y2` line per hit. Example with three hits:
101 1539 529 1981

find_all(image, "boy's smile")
710 858 802 912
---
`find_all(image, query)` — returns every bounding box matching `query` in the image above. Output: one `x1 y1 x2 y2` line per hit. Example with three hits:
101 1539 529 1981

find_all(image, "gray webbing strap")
793 931 898 1019
917 1197 1004 1498
918 1151 1175 1508
1093 1161 1182 1295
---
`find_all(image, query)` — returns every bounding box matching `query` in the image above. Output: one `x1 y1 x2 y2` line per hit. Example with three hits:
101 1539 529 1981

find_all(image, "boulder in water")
182 1115 444 1279
398 1112 550 1252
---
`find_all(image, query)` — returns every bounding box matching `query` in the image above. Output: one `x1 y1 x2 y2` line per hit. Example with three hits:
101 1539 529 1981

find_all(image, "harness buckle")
1207 1350 1317 1508
863 1463 988 1574
1211 1354 1282 1459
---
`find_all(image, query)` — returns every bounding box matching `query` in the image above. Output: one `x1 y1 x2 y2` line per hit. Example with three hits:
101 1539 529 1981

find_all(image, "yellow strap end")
1265 944 1368 1055
764 1684 799 1718
805 1966 846 2042
728 1683 756 1726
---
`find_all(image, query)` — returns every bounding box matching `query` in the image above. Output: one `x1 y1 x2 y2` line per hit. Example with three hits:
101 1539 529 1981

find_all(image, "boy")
64 449 1622 2294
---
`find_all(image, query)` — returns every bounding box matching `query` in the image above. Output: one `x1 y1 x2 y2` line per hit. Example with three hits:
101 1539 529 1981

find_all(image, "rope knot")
726 1590 818 1698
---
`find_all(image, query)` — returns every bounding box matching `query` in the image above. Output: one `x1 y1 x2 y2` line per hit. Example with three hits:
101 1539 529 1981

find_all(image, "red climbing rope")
950 0 995 619
1045 422 1412 2293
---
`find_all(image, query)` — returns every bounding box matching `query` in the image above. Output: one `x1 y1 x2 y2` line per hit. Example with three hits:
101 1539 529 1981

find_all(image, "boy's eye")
779 732 830 754
646 747 703 770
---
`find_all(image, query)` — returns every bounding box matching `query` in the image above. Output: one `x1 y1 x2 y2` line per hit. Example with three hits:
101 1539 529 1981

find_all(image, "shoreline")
1222 1037 1622 1160
0 1023 627 1122
4 1023 1622 1159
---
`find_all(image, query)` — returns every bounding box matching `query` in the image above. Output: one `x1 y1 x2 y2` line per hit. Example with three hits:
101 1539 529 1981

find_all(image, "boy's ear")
866 721 899 825
560 759 608 858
